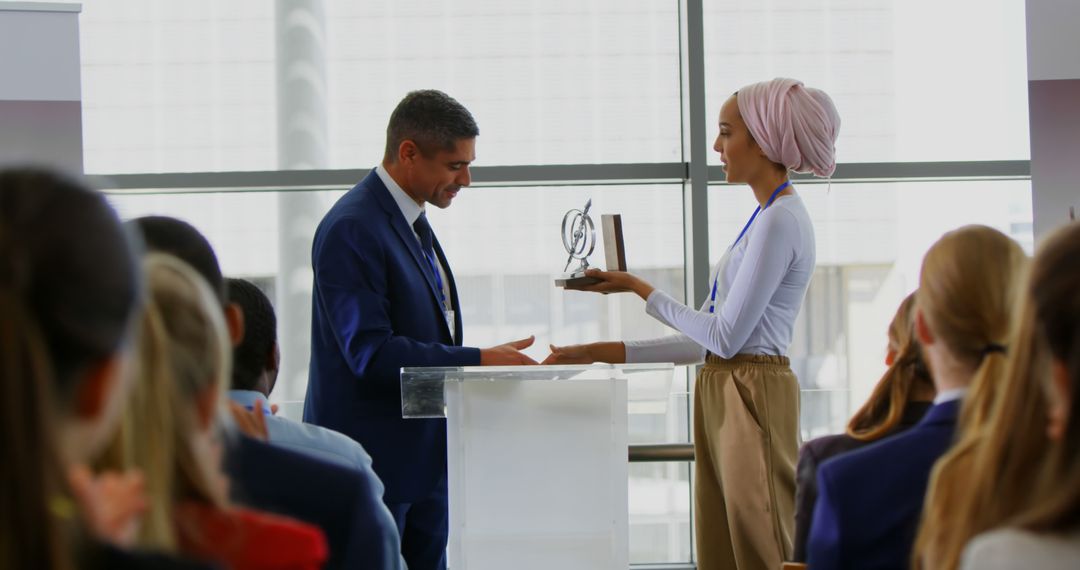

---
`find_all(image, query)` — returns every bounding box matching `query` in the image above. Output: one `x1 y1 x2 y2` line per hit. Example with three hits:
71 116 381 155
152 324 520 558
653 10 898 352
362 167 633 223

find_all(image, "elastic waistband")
704 353 790 369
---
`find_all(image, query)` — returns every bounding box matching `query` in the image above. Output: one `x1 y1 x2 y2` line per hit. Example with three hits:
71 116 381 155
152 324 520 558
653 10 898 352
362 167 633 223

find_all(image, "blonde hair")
1013 222 1080 531
917 225 1027 431
911 225 1030 570
102 253 231 551
847 292 933 441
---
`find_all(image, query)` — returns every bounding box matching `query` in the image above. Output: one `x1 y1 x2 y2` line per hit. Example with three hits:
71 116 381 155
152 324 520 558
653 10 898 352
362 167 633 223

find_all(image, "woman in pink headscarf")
546 78 840 570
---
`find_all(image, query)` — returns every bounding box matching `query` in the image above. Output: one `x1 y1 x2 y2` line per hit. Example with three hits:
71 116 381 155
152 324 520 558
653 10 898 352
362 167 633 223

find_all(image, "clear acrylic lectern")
401 363 674 570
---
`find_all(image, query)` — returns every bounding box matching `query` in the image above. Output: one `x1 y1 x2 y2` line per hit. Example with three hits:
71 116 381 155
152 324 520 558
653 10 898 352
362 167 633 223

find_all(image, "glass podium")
401 363 674 570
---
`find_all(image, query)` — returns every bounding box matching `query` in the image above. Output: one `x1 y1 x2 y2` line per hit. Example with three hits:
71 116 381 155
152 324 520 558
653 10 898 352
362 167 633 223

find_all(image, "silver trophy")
554 199 601 288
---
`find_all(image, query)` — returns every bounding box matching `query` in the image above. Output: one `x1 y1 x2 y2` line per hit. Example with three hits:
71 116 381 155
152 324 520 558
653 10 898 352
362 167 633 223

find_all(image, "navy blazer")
806 399 961 570
224 434 403 570
304 170 480 504
792 401 933 562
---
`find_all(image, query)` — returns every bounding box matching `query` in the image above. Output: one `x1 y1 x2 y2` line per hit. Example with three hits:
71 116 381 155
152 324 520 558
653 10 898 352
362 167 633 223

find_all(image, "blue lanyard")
708 180 791 314
423 250 447 306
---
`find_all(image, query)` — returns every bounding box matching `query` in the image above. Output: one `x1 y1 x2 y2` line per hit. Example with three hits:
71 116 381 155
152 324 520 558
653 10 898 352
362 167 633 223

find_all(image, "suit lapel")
367 172 445 309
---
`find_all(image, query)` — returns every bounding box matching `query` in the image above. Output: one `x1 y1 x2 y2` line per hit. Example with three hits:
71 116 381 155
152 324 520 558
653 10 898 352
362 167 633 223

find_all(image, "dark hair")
1023 222 1080 531
0 167 141 570
130 216 225 305
226 278 277 393
383 90 479 163
847 292 933 441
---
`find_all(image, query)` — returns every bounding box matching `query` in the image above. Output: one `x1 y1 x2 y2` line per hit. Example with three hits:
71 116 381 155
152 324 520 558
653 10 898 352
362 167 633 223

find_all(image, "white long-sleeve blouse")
625 194 816 364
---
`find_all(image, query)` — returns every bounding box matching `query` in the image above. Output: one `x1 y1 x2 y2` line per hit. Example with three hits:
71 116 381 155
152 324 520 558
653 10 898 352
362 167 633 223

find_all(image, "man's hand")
564 269 655 300
480 335 538 365
229 399 269 441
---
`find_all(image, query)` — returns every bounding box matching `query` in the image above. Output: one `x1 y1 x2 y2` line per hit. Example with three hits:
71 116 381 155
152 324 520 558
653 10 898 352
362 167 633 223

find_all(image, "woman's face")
713 95 768 184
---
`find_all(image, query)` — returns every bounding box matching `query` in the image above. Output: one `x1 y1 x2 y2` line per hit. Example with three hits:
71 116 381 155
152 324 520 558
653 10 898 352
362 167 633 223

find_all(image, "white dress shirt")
933 387 968 405
375 165 454 320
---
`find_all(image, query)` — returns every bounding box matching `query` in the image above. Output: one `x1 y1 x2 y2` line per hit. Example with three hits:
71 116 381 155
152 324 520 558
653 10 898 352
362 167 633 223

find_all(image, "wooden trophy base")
554 271 601 288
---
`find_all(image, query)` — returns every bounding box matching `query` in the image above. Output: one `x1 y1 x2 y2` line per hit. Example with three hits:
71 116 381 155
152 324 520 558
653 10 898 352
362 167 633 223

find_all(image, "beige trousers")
694 354 800 570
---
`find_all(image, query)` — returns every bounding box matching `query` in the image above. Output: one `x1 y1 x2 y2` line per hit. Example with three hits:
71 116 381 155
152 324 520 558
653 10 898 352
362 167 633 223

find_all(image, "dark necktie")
413 212 441 289
413 212 435 258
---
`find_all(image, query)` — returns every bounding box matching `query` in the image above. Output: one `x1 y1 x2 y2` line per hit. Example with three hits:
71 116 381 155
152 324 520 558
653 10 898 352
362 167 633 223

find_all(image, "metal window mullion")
678 0 708 567
679 0 711 310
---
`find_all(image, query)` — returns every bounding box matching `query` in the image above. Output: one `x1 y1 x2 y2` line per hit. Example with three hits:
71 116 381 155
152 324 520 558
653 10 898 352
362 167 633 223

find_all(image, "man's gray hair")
383 90 479 162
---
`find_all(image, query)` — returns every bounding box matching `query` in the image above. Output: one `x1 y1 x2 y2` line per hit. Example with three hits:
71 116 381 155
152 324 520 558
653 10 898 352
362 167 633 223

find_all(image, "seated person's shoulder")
177 502 328 568
265 415 373 471
816 431 907 485
800 433 862 465
962 527 1080 569
229 432 372 496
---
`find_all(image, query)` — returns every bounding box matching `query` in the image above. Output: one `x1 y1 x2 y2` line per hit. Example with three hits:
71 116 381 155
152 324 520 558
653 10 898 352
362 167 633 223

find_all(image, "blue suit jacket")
806 399 961 570
224 433 403 570
303 170 480 504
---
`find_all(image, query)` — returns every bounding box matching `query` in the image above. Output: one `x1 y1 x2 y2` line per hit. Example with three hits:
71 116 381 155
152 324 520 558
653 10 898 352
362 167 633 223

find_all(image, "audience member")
806 225 1026 569
918 222 1080 569
791 292 934 561
105 253 328 568
226 279 370 467
132 216 404 570
225 277 402 562
0 167 212 569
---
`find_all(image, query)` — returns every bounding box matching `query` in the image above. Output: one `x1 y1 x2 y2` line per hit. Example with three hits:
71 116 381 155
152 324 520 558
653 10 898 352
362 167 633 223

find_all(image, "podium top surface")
401 362 673 382
400 363 674 419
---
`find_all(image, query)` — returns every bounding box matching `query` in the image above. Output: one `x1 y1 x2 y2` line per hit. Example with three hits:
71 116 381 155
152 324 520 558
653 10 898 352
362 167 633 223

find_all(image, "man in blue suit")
304 89 537 570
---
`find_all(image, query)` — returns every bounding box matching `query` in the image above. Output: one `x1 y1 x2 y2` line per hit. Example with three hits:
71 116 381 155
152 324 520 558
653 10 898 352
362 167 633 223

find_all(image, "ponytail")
914 299 1049 570
957 348 1012 434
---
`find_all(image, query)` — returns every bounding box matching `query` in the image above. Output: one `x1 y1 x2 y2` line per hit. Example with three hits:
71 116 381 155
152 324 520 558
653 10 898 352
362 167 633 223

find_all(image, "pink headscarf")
736 78 841 178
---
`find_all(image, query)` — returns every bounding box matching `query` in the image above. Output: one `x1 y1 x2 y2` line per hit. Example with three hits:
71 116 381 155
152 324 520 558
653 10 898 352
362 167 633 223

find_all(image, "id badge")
444 309 456 341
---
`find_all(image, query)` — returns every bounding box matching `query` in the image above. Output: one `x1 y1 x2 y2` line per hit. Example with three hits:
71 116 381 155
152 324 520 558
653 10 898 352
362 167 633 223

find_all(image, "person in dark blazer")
131 215 403 570
791 292 934 562
806 225 1027 570
807 398 960 570
303 89 536 570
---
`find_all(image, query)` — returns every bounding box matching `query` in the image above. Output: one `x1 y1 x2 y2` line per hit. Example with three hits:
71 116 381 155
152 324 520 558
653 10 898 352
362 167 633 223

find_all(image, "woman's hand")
564 269 655 300
68 464 147 548
542 344 597 365
542 342 626 365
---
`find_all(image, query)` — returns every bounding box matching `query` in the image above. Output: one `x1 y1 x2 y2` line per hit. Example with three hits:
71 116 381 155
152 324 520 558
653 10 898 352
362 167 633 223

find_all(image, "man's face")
402 137 475 209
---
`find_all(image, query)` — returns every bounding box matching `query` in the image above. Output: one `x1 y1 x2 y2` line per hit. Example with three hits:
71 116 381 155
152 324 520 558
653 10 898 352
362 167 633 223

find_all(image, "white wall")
1026 0 1080 241
0 2 83 172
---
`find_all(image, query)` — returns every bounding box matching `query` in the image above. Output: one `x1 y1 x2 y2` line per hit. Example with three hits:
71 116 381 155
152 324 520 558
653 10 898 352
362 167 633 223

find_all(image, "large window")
80 0 682 174
703 0 1030 164
82 0 1032 565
